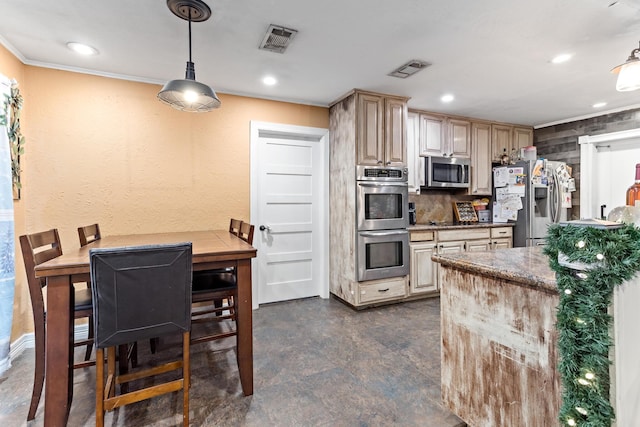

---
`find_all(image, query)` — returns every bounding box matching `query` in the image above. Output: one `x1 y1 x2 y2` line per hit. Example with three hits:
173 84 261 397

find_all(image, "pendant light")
611 41 640 92
158 0 221 112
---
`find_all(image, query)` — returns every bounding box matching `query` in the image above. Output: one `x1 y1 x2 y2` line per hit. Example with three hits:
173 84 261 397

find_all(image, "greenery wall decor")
544 223 640 427
0 80 25 199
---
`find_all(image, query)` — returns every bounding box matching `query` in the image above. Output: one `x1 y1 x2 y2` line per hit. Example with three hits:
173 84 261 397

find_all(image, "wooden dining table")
34 230 257 427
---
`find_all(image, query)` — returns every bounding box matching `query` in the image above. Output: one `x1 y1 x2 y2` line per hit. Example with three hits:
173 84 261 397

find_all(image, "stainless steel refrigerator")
493 160 569 247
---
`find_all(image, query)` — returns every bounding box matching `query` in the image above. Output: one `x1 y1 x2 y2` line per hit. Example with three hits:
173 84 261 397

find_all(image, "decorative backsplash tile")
409 191 478 223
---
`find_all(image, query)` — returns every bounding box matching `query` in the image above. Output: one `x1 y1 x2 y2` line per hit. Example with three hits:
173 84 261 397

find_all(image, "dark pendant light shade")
157 0 221 112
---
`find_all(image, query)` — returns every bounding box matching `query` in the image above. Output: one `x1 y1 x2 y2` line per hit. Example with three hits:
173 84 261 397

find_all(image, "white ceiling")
1 0 640 127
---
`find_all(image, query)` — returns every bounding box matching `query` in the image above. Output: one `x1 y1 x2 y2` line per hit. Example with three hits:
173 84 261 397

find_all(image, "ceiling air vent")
259 24 298 53
388 60 431 78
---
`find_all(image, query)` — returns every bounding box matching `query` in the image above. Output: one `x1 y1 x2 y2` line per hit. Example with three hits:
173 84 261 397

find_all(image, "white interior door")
579 129 640 219
250 122 329 308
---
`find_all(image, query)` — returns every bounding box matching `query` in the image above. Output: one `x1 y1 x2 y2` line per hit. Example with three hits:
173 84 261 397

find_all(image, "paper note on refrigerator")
508 184 526 196
493 167 508 187
492 202 508 223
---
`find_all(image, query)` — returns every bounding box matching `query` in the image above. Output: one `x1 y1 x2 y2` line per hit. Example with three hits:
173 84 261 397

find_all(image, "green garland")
544 224 640 427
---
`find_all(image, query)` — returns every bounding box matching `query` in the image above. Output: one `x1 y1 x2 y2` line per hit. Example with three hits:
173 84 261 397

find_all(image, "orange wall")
1 45 329 341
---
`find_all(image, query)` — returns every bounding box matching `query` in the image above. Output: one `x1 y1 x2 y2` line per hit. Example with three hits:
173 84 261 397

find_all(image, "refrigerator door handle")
550 171 560 223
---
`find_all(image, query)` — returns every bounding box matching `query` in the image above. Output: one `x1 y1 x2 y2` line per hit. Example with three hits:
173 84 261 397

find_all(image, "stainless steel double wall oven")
356 165 409 281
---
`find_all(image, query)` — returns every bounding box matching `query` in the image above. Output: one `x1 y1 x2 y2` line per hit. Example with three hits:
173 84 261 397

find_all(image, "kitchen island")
433 245 640 426
433 246 561 426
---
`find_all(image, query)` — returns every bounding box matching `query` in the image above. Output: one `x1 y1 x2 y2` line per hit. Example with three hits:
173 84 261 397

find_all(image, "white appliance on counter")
492 160 571 247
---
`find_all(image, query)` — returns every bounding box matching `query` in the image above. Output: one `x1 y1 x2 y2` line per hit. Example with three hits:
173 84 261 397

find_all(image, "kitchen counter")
432 245 556 293
409 222 514 231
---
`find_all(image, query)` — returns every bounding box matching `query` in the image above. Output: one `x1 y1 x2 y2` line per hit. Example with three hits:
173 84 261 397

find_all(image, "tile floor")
0 296 464 426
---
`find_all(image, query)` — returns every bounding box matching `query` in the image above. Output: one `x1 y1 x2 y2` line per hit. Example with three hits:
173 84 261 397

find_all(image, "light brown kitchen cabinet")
329 89 411 309
447 118 471 158
513 126 533 153
469 122 492 196
406 111 424 194
409 231 437 295
356 91 408 166
490 226 513 249
417 113 470 158
466 239 492 251
409 226 513 297
410 242 438 294
491 124 534 163
418 113 446 157
491 123 513 162
385 97 407 165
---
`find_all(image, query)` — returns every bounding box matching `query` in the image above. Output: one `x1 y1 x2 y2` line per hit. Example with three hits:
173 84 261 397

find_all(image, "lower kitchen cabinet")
357 275 407 305
410 241 438 294
409 230 437 295
466 239 492 251
409 225 513 296
492 238 512 249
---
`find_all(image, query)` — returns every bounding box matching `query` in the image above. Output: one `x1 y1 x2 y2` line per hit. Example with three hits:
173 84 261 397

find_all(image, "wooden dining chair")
77 223 101 247
19 229 95 421
229 218 242 236
78 223 140 371
238 221 254 244
90 243 192 427
191 222 254 346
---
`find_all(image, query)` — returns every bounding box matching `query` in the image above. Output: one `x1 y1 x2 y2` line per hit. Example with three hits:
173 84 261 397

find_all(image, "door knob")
259 225 270 231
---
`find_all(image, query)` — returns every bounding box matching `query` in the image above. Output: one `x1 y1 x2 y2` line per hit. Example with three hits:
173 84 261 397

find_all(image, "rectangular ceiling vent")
259 24 298 54
388 60 431 78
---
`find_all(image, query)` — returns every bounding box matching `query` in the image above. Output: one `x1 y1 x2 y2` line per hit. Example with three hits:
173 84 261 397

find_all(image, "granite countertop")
432 246 557 294
409 222 515 231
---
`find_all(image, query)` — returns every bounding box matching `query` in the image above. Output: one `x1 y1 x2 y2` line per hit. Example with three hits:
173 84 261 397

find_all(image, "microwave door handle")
460 165 467 184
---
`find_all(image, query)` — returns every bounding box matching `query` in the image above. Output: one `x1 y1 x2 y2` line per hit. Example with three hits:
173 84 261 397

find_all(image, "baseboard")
10 324 90 363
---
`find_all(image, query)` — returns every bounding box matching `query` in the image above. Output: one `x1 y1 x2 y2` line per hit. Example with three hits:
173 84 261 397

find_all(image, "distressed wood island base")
433 246 561 426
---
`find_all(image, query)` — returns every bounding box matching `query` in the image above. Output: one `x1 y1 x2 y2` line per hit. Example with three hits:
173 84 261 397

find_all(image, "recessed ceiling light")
262 76 277 86
441 94 454 103
592 102 607 108
551 53 572 64
66 42 98 56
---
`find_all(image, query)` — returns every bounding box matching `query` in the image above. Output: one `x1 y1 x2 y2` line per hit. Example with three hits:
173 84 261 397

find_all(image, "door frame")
250 121 330 309
579 128 640 219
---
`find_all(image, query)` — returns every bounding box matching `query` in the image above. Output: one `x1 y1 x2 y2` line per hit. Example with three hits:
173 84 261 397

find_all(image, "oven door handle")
357 182 408 187
358 230 408 237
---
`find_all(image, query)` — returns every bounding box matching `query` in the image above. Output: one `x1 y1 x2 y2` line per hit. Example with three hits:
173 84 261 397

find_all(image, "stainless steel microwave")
423 156 470 189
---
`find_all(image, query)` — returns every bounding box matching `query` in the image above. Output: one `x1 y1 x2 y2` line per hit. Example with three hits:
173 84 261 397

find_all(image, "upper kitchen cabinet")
490 124 534 162
469 121 492 196
356 91 409 166
491 124 513 162
417 113 446 157
407 111 424 194
416 113 470 158
446 118 471 158
513 126 534 152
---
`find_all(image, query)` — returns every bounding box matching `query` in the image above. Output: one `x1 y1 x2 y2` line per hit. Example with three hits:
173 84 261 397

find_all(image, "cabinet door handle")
386 161 391 165
377 160 383 164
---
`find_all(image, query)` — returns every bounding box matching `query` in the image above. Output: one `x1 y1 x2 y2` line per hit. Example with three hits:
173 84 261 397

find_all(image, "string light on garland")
544 223 640 426
576 406 588 416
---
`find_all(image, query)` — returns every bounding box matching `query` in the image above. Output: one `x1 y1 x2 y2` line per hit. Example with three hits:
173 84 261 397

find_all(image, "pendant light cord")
188 8 193 63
